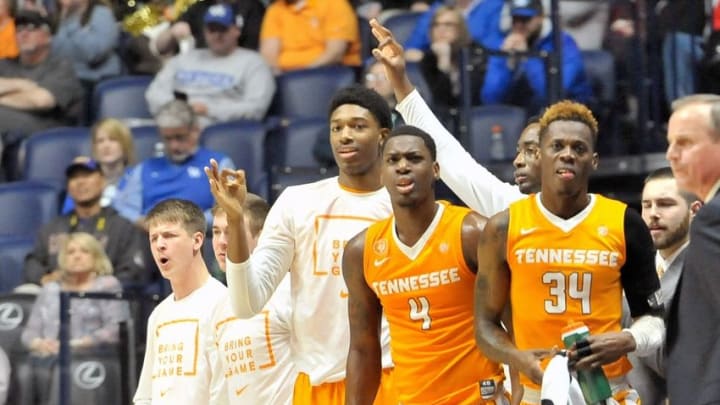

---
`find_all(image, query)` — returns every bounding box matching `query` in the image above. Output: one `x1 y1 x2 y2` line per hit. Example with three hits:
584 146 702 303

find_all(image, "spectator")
24 159 146 286
62 119 137 214
481 0 593 115
153 0 265 56
52 0 121 91
404 0 504 61
0 0 18 59
363 59 403 124
146 3 275 128
259 0 362 73
355 0 429 20
113 99 234 228
18 232 129 405
656 0 706 108
0 10 83 179
418 6 486 110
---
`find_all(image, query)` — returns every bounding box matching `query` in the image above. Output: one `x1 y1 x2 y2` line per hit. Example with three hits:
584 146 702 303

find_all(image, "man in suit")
665 94 720 404
627 167 701 404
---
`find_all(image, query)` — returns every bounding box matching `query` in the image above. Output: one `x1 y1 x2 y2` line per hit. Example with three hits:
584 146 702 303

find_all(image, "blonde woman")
18 232 129 404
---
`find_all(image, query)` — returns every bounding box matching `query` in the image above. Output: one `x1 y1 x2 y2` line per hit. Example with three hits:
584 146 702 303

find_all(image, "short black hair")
382 125 437 160
328 84 393 130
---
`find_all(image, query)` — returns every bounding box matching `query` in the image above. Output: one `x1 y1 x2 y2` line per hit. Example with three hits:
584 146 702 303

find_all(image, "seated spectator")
0 10 83 179
52 0 121 91
153 0 265 56
355 0 429 20
61 119 137 213
259 0 361 73
404 0 504 61
146 3 275 128
113 99 234 228
481 0 592 114
18 232 129 405
24 159 146 286
0 0 18 59
363 59 403 125
418 6 486 109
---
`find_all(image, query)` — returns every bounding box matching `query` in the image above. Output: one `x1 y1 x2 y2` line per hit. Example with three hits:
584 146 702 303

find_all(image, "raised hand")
205 158 247 222
369 19 415 101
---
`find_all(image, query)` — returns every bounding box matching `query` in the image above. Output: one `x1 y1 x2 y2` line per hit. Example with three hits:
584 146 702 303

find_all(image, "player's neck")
659 236 689 261
337 166 383 192
539 191 590 219
393 200 438 247
171 260 210 300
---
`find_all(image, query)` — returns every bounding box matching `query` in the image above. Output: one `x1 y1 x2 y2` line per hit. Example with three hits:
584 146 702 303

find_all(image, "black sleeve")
621 207 663 318
236 0 265 50
418 52 454 107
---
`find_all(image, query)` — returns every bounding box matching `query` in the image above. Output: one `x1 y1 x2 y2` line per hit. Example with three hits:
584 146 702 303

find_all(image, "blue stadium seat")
270 166 339 204
129 125 161 162
0 237 35 293
0 181 60 240
266 117 328 169
92 75 153 123
382 11 423 46
467 105 527 163
19 127 91 183
358 16 373 62
270 66 356 120
201 120 268 199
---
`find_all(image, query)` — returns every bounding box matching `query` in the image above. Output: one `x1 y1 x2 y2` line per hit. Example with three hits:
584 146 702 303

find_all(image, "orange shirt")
506 194 632 388
364 203 504 404
260 0 361 71
0 19 19 59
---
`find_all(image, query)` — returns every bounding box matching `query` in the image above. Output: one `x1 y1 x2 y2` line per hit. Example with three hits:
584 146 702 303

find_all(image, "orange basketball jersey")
507 194 632 388
364 203 504 404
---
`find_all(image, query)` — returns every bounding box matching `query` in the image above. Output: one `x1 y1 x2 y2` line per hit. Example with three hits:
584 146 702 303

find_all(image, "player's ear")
433 161 440 181
591 152 599 170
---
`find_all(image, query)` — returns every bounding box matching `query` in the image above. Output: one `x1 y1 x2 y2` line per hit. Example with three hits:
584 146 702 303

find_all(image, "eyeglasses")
16 23 45 32
160 131 192 143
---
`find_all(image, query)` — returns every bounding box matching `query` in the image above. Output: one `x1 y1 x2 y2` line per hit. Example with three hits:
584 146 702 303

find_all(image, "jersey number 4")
542 272 592 314
408 297 431 330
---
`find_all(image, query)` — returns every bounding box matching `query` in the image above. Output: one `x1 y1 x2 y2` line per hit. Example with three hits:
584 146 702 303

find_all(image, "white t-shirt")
227 177 394 385
212 275 296 404
134 277 227 405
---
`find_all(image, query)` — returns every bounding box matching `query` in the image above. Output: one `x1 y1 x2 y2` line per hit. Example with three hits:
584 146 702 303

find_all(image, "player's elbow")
228 292 261 319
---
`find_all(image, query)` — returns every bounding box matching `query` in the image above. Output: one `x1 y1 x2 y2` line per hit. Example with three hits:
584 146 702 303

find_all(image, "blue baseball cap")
510 0 543 18
66 159 102 178
204 4 236 28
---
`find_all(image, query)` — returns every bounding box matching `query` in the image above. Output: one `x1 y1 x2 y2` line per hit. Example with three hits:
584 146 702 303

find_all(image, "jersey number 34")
542 272 592 315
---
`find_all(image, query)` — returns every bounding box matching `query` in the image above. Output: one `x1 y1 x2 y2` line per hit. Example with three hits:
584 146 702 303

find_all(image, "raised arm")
206 160 292 318
475 210 544 385
370 19 523 216
343 231 383 405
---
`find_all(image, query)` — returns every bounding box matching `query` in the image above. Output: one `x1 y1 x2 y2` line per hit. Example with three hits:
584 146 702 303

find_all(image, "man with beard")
113 99 234 228
24 158 145 286
474 100 664 405
624 167 701 404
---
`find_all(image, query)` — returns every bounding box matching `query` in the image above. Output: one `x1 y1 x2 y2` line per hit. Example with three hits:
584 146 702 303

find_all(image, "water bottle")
561 321 612 404
489 125 505 162
154 142 165 158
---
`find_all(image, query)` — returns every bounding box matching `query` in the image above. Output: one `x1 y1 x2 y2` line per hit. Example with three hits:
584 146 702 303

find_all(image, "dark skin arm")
474 210 550 385
343 230 383 405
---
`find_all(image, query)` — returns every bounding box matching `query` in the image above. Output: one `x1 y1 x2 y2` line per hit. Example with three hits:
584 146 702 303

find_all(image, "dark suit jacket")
667 193 720 404
626 247 686 405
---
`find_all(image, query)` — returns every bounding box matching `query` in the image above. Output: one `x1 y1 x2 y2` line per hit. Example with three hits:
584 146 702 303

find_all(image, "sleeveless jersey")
364 203 504 404
507 194 632 388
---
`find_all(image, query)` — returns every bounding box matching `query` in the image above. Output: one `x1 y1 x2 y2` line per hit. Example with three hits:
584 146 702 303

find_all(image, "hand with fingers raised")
205 158 248 222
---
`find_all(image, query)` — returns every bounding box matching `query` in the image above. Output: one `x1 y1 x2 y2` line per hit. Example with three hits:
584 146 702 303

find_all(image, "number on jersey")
408 296 431 330
542 272 592 314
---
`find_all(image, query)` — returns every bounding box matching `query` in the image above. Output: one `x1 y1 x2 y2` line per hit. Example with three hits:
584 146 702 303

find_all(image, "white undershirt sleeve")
395 89 525 216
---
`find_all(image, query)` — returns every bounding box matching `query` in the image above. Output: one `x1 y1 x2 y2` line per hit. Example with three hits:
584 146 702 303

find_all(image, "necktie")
656 262 665 279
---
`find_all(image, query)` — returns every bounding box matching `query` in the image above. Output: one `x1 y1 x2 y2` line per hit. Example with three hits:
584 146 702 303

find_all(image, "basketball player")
210 195 297 404
343 125 508 404
134 199 227 404
205 85 398 404
474 101 665 405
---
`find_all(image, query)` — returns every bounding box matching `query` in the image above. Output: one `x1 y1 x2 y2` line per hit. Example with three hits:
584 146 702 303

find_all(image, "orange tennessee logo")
235 385 249 396
339 290 349 299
